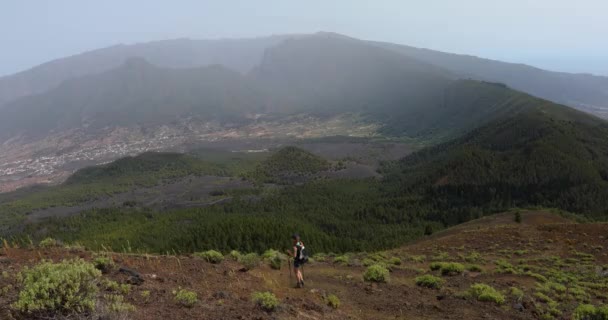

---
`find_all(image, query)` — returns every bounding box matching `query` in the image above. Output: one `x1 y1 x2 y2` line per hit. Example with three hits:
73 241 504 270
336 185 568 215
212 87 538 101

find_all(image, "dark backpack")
296 242 309 264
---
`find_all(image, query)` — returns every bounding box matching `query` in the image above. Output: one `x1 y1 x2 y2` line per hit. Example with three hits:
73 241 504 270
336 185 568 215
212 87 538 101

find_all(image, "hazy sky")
2 0 607 76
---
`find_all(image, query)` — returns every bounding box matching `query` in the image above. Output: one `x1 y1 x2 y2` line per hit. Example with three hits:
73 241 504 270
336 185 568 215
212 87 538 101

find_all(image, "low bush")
467 264 483 272
38 237 58 248
334 255 349 265
389 257 402 265
326 294 340 309
140 290 151 302
363 264 390 283
468 283 505 305
229 250 241 260
104 294 136 313
12 259 101 314
510 287 524 302
270 255 282 270
362 258 375 267
93 255 115 273
440 262 465 275
252 291 279 312
102 279 120 291
262 249 280 260
239 253 260 271
173 288 197 308
430 262 465 275
410 255 426 263
194 250 224 264
415 274 444 289
572 304 608 320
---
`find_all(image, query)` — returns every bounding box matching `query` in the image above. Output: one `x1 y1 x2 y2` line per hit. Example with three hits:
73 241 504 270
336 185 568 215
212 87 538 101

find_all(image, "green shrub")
102 279 120 291
104 294 136 313
510 287 524 302
334 255 349 265
239 253 260 271
464 251 482 263
362 258 375 267
389 257 402 265
415 274 444 289
572 304 608 320
312 253 327 262
93 255 115 273
229 250 241 260
429 262 443 271
12 259 101 314
140 290 151 302
270 255 282 270
326 294 340 309
262 249 280 260
468 283 505 305
119 284 131 295
194 250 224 264
410 255 426 263
173 288 197 308
467 264 482 272
440 262 464 275
429 262 465 275
363 264 390 283
39 237 58 248
252 291 279 311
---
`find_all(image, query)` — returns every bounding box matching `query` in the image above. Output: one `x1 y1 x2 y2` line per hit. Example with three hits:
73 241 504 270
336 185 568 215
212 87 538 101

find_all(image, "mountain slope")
386 98 608 222
0 58 267 141
0 36 290 107
374 41 608 118
251 33 453 117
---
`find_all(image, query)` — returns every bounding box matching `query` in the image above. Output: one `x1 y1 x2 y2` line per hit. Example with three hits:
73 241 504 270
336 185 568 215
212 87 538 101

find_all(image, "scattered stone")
120 267 144 285
513 303 525 312
213 291 231 299
127 275 144 285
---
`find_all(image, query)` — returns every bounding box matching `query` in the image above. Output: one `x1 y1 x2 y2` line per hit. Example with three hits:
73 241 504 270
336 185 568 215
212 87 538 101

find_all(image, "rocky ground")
1 211 606 319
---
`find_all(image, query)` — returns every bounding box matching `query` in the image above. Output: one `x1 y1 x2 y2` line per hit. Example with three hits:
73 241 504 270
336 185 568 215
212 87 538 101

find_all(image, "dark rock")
513 303 525 312
120 267 144 285
213 291 231 299
127 275 144 285
119 267 141 277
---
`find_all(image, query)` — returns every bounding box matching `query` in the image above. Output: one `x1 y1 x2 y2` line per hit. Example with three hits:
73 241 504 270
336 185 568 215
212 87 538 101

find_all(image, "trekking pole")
288 256 292 284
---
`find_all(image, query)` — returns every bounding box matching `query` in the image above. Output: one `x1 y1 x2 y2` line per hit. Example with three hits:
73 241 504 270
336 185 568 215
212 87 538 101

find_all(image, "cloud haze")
1 0 607 76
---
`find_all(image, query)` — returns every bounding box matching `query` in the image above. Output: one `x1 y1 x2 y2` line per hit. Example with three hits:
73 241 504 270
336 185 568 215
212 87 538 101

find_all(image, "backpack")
296 242 309 264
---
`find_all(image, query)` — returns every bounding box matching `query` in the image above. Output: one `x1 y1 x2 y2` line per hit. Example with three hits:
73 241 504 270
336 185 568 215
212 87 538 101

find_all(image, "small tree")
514 211 522 224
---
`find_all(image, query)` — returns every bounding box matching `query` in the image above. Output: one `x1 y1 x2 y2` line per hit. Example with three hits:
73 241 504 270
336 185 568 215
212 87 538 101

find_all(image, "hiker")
287 233 307 288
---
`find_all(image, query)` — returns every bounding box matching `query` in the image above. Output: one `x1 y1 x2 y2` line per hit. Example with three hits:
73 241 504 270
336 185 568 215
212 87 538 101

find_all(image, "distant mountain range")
1 32 607 119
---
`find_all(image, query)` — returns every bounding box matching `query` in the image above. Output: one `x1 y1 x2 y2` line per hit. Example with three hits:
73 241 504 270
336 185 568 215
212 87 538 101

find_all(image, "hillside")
0 58 266 141
0 35 290 107
1 211 607 320
385 98 608 222
374 41 608 118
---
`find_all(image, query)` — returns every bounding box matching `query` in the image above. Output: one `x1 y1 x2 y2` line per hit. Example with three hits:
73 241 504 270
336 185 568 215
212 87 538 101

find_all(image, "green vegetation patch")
415 274 444 289
193 250 224 264
13 259 101 314
363 264 390 283
468 283 505 305
252 291 279 312
173 288 198 308
326 294 340 309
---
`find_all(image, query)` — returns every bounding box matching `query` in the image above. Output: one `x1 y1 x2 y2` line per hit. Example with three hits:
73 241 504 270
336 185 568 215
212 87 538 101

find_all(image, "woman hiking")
287 234 307 288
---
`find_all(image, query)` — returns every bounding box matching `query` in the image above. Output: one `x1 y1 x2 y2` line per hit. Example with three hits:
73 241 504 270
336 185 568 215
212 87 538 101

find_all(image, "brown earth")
1 210 607 320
